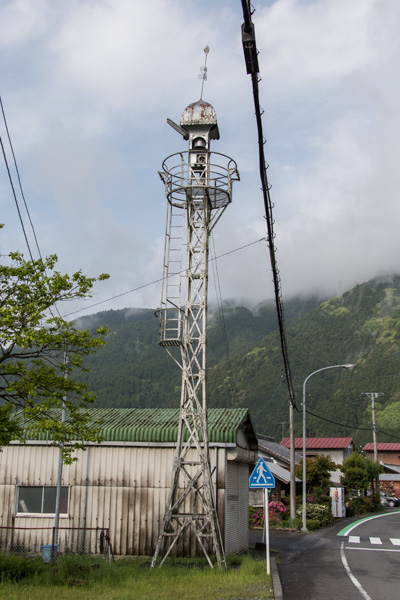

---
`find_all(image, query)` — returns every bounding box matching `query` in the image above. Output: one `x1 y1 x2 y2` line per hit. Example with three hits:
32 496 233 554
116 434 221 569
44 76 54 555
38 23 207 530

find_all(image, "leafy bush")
346 495 377 516
306 519 320 531
296 503 332 526
0 553 44 582
281 517 302 530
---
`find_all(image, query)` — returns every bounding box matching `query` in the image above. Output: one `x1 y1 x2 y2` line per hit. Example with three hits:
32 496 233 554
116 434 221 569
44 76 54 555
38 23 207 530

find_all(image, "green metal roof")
15 407 256 445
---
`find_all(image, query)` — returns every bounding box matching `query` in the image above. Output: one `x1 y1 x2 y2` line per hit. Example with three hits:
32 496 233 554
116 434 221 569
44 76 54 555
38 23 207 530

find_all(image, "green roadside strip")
337 510 400 536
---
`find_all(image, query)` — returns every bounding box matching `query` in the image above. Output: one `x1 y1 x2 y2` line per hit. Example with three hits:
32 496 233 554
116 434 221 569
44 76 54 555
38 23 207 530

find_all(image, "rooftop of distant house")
257 434 301 464
280 437 357 450
363 443 400 452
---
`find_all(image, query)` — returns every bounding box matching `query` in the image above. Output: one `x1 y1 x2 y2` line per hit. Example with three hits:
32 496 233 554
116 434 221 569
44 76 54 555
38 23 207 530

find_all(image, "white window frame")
16 485 70 518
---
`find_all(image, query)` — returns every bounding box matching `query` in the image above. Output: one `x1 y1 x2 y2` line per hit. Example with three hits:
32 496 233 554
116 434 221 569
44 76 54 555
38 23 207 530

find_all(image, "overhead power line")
62 237 268 318
0 100 33 261
0 96 63 319
306 408 400 442
240 1 296 409
306 408 373 432
0 96 43 262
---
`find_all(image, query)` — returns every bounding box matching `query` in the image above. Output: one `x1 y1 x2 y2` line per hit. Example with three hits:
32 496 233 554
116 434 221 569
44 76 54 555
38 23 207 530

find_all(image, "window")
16 486 69 517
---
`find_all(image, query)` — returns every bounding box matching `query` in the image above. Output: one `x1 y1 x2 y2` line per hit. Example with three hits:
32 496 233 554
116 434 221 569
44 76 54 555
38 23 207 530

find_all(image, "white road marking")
338 510 400 537
369 537 382 545
348 536 360 543
390 538 400 546
346 547 400 553
340 542 373 600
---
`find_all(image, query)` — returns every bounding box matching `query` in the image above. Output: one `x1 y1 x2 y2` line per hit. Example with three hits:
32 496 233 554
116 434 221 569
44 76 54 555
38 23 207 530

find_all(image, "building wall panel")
225 461 239 555
0 442 250 557
238 462 249 554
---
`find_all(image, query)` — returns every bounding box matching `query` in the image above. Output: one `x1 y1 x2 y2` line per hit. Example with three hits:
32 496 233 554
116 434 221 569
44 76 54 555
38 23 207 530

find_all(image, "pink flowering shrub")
249 506 265 528
268 501 286 525
249 501 287 528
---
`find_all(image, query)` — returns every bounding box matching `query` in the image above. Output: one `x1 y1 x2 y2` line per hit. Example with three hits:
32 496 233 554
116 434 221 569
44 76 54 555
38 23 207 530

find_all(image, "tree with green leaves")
0 242 109 462
373 401 400 434
340 453 382 494
295 454 337 494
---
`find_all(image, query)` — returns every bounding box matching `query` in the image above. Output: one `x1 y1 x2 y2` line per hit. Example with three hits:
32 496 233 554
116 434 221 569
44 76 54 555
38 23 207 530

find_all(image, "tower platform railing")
160 152 239 210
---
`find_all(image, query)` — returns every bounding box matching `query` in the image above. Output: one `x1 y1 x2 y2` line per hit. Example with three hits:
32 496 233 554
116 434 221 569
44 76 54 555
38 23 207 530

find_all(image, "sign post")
249 457 275 575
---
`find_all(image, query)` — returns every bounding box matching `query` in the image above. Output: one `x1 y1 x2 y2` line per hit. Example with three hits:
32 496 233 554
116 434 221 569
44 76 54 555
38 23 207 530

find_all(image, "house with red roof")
280 437 358 484
363 443 400 465
363 443 400 496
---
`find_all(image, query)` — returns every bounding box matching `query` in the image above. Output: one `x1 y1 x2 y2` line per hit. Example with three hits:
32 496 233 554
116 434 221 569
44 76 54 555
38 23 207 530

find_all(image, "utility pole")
54 352 68 562
362 392 383 494
362 392 383 462
289 403 296 524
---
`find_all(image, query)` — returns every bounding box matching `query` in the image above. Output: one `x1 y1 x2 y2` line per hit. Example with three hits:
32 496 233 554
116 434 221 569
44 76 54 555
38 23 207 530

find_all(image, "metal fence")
0 526 111 562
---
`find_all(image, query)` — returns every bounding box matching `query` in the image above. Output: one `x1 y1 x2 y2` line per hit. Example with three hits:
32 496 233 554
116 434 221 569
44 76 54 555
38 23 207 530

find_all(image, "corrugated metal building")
0 408 257 557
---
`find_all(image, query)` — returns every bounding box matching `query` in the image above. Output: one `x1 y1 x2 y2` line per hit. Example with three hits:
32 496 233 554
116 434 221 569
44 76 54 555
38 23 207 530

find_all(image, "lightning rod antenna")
198 46 209 99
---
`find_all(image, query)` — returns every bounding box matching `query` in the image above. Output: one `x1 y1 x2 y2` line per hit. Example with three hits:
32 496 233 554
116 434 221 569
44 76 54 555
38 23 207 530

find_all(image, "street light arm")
303 363 356 397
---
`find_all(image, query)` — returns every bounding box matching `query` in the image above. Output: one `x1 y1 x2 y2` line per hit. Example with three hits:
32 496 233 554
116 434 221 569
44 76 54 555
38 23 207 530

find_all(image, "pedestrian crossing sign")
249 457 275 488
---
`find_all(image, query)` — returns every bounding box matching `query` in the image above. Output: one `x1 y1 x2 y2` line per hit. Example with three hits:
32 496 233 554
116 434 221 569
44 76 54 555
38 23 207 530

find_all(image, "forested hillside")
76 295 321 410
76 276 400 446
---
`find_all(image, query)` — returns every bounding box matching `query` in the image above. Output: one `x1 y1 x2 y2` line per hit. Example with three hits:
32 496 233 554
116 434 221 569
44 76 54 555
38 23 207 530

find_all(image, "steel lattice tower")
151 98 239 568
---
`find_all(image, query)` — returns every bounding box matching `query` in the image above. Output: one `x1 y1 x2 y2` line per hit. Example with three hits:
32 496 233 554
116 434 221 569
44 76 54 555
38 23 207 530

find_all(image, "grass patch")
0 553 272 600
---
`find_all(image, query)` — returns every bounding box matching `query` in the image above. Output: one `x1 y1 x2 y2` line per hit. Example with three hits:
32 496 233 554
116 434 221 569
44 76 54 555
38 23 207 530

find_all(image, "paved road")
339 511 400 599
249 510 400 600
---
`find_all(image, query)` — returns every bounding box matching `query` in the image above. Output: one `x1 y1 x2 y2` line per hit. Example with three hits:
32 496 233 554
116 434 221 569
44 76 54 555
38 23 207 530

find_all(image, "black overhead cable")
306 407 400 442
62 236 267 318
305 408 374 432
0 96 62 320
0 116 34 261
376 428 400 443
0 96 43 261
240 1 297 409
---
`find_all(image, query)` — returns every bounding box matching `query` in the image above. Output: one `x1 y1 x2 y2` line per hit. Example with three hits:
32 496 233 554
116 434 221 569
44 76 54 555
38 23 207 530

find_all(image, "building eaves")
266 461 301 485
14 407 257 446
381 463 400 474
257 436 301 465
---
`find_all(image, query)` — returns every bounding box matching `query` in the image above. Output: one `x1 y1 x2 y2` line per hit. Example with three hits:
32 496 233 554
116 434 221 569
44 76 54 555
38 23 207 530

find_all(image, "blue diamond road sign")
249 457 275 488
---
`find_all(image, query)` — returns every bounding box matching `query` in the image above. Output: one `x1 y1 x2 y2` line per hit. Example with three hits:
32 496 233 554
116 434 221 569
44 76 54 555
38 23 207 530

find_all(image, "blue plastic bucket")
40 544 57 563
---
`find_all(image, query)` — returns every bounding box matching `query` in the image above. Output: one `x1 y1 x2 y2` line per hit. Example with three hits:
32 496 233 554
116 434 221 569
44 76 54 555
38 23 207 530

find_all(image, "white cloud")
0 0 50 48
1 0 400 316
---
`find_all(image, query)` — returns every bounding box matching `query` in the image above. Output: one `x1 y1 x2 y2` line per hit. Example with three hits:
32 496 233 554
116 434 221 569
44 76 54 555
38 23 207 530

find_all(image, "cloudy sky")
1 0 399 318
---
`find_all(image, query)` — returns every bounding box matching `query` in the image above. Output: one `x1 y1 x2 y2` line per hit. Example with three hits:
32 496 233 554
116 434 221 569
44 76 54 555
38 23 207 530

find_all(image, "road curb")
271 556 283 600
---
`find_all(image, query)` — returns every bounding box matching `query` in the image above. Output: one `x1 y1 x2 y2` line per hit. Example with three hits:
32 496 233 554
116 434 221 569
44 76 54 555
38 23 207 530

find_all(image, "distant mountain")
76 295 322 411
76 276 400 447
